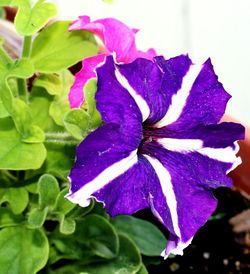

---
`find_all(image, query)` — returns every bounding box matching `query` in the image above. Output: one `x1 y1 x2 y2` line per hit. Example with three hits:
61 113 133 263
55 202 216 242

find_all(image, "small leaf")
48 70 73 126
31 21 97 73
29 86 61 131
0 186 29 214
54 188 76 215
59 215 76 235
84 79 102 128
112 215 167 256
63 108 90 140
28 207 48 228
13 0 57 36
38 174 60 209
33 73 63 95
0 208 23 228
0 117 46 170
0 226 49 274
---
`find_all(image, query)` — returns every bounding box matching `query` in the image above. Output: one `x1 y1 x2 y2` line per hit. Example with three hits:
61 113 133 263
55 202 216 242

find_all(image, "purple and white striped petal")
141 142 230 256
116 58 168 123
67 123 139 206
154 57 231 129
96 56 151 126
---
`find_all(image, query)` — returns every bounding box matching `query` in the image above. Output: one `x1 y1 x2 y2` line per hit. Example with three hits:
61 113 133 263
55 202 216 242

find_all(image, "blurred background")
51 0 250 125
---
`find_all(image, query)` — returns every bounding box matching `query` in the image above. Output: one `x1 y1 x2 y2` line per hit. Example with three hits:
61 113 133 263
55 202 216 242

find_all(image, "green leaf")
38 174 60 209
29 86 61 131
49 70 73 126
33 73 63 95
0 117 46 170
0 186 29 214
51 214 119 262
27 207 48 228
59 215 76 235
112 215 167 256
137 264 148 274
64 108 90 140
0 208 23 228
54 188 76 215
31 21 98 73
0 58 45 143
77 214 119 259
44 142 75 179
84 233 142 274
11 0 57 36
83 79 102 128
0 226 49 274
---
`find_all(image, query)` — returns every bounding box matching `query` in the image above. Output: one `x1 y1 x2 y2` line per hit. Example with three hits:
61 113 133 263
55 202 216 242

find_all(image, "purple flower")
68 16 156 108
67 55 244 257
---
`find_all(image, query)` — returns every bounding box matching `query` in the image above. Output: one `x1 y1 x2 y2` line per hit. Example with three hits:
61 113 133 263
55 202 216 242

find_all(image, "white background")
51 0 250 125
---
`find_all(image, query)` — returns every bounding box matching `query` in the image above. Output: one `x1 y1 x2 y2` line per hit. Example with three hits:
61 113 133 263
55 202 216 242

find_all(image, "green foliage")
30 21 98 73
0 1 166 273
112 215 166 256
0 226 49 274
0 0 57 36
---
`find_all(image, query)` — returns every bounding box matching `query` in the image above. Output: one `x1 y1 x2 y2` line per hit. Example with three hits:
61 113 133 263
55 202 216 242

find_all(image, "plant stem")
45 132 79 146
18 36 32 102
22 36 32 58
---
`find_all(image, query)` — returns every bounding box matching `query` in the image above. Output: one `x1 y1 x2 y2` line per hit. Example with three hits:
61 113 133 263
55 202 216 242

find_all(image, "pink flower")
68 16 156 108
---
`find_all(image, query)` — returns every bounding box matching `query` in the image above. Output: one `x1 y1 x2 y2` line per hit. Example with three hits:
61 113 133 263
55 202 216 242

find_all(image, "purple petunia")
68 16 156 108
67 54 244 257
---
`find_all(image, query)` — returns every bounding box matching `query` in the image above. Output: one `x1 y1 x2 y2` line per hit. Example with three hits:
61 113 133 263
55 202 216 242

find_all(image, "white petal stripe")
66 150 138 207
157 138 241 173
155 64 204 128
115 67 150 122
143 154 181 238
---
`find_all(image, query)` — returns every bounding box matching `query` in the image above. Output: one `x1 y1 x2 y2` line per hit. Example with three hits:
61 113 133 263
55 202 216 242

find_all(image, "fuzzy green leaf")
59 215 76 235
0 117 46 170
0 226 49 274
38 174 60 209
63 108 90 140
54 188 76 215
49 70 73 126
0 186 29 214
0 208 23 228
8 0 57 36
33 73 63 95
112 215 167 256
31 21 97 73
27 207 48 228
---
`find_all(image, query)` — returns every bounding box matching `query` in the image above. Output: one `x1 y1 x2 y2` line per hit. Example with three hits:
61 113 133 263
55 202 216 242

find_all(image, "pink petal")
68 54 106 108
69 16 156 63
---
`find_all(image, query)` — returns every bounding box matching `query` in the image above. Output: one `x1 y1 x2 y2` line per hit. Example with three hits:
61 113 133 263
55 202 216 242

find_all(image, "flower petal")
68 54 106 108
116 58 169 124
69 16 156 63
153 122 245 174
96 56 145 136
154 56 231 129
142 143 227 256
67 123 139 207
